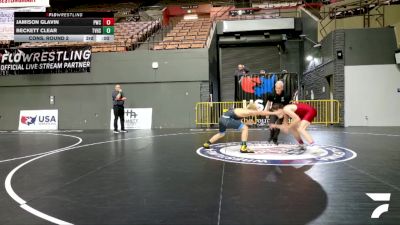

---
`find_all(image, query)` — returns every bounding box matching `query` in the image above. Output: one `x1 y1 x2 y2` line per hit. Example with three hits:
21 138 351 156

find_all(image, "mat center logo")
197 142 357 165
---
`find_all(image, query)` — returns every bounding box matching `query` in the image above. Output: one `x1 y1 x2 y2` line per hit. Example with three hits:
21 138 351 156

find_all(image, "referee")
112 84 127 133
264 80 291 145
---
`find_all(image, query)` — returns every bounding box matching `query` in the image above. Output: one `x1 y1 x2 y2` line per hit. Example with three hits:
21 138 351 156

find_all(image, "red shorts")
295 103 317 123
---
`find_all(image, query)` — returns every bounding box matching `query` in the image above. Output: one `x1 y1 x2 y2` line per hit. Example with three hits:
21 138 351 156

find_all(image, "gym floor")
0 127 399 225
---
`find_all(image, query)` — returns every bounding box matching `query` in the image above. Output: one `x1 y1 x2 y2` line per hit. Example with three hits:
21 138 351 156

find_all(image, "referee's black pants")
113 105 125 131
269 115 283 142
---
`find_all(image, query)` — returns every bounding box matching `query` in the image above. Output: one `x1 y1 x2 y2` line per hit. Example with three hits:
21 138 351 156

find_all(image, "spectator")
234 64 250 84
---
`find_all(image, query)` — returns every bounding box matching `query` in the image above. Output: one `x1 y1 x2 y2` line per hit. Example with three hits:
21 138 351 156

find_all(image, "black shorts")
219 116 244 133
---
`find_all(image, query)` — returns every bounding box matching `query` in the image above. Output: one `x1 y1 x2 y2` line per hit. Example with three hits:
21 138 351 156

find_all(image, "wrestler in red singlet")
294 103 317 123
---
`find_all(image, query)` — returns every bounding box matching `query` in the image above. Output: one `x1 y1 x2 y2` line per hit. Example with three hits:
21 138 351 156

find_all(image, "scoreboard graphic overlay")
14 12 115 42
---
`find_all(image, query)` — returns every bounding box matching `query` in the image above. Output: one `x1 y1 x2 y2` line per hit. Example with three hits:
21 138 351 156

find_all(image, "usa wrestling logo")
196 142 357 166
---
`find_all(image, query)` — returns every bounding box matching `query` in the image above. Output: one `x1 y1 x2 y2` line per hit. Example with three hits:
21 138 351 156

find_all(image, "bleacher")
19 20 161 52
64 2 138 13
10 2 162 52
2 2 305 52
153 18 212 50
0 41 11 47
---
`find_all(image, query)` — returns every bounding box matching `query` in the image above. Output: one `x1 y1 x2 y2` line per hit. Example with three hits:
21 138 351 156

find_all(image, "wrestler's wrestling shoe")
240 145 254 153
203 142 210 149
298 144 306 150
286 145 306 155
307 144 323 155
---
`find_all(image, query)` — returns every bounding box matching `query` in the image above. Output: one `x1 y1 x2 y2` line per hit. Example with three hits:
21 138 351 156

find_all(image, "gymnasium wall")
344 64 400 126
0 49 209 130
281 40 303 80
302 31 345 124
300 7 319 60
318 16 363 42
302 30 335 99
208 27 220 102
343 28 399 127
0 49 208 86
344 28 397 66
300 7 320 100
302 27 398 126
395 22 400 48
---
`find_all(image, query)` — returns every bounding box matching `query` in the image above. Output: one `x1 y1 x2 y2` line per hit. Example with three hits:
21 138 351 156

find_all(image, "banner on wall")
18 109 58 130
0 7 46 40
235 72 299 127
0 0 50 8
110 108 152 130
0 46 92 75
235 73 298 102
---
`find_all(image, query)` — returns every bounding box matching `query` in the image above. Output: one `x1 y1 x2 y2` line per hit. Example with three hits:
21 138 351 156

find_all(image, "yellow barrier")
195 100 341 127
293 100 340 125
195 101 244 126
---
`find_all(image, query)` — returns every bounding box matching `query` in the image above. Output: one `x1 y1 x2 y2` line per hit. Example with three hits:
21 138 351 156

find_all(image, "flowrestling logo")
0 46 91 75
366 193 391 219
197 142 357 166
18 110 58 130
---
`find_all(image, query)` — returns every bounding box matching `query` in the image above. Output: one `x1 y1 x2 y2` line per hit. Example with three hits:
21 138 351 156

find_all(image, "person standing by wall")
234 64 250 100
112 84 127 133
234 64 250 84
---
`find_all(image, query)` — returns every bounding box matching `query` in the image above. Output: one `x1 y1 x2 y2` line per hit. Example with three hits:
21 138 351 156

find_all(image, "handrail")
195 100 341 127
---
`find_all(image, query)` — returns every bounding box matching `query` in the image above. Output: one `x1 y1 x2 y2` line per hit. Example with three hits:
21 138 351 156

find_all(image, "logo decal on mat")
197 142 357 165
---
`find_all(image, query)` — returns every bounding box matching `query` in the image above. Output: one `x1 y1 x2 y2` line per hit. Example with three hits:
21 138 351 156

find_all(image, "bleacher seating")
154 18 212 50
64 2 138 13
9 2 308 52
0 40 11 46
19 21 161 52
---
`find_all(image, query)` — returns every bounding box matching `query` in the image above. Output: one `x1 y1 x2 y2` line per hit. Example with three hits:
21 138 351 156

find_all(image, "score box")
14 34 114 42
13 12 115 43
102 26 114 35
102 18 115 26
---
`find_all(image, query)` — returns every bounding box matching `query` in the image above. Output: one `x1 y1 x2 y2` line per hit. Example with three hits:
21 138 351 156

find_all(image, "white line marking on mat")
217 162 225 225
5 133 82 225
342 131 400 137
5 131 208 225
345 163 400 192
20 204 73 225
0 133 83 163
